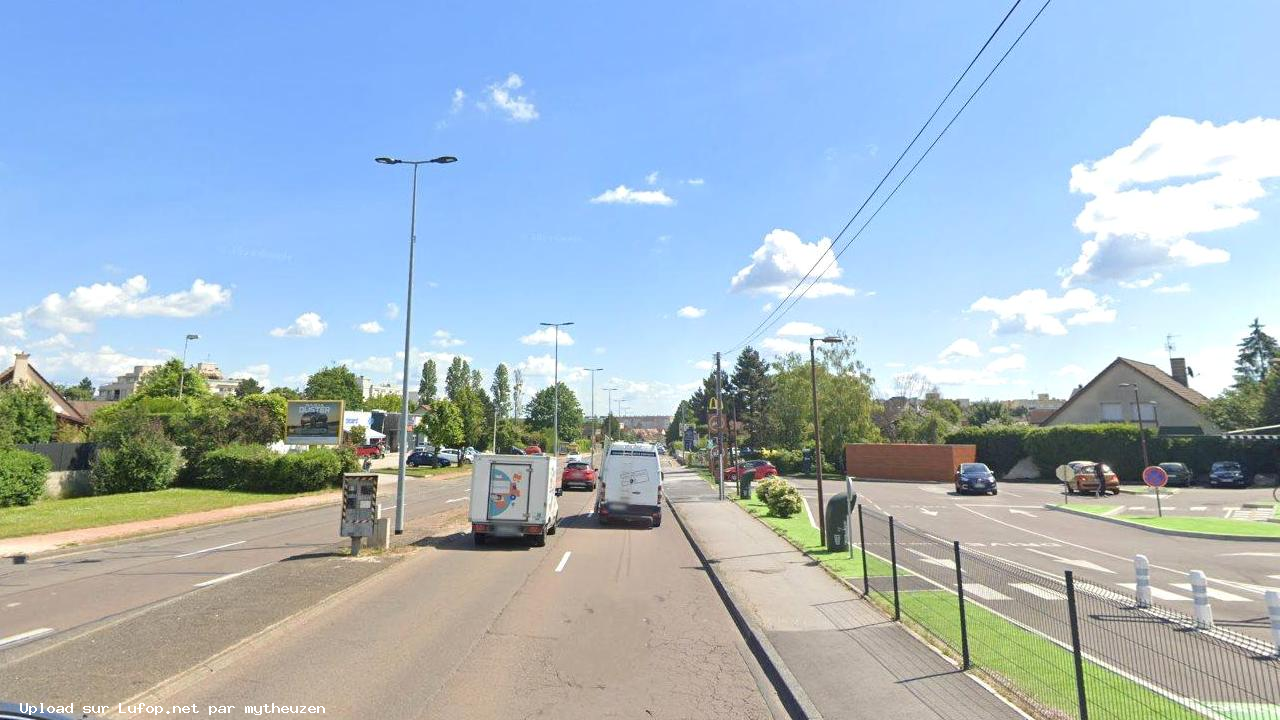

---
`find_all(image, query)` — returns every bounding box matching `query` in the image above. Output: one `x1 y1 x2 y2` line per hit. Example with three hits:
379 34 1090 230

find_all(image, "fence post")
858 504 869 595
1133 554 1151 608
889 515 901 622
1064 570 1089 720
1267 590 1280 657
1189 570 1214 629
953 540 970 670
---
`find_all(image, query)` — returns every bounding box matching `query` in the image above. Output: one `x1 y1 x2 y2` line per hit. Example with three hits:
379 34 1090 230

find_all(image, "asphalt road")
123 485 774 719
789 477 1280 643
0 471 470 655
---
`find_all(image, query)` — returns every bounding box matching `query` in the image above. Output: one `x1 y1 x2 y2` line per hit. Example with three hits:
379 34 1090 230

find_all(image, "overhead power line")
722 0 1052 355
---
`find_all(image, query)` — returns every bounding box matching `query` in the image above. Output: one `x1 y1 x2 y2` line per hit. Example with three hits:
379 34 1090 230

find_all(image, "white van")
469 454 562 546
596 441 663 527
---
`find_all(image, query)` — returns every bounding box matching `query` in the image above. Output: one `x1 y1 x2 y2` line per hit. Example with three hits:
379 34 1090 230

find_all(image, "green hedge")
946 425 1032 478
194 445 346 493
91 433 180 495
0 448 51 507
273 449 344 492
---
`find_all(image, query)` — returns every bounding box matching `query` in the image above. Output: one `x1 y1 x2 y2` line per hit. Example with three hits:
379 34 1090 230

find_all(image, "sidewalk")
664 467 1024 720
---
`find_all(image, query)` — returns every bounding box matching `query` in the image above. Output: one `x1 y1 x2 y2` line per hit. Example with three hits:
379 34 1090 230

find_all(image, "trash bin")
825 491 857 552
738 472 752 499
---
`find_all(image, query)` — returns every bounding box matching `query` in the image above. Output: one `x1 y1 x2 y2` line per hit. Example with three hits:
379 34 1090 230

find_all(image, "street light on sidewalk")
177 334 199 398
539 321 574 456
587 367 604 464
810 335 842 542
603 387 618 439
375 154 457 535
1119 382 1151 468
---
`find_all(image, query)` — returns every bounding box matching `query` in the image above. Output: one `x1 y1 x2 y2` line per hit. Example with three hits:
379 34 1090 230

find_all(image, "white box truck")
469 454 561 546
595 441 663 527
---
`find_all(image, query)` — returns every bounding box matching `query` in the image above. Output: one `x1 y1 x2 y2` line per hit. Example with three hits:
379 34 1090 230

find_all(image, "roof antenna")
1164 334 1178 359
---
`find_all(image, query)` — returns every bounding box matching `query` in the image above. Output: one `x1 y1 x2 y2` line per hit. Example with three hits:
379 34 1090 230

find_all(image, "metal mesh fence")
855 505 1280 720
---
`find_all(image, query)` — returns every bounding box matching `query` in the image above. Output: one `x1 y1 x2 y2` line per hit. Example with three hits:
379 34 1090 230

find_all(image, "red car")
724 459 778 483
561 461 598 491
354 443 384 459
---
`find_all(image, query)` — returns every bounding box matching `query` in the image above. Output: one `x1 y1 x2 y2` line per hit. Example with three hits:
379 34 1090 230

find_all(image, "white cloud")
1119 273 1162 289
988 343 1020 355
344 356 394 375
385 303 399 319
1153 283 1191 294
761 302 774 313
939 338 981 362
31 333 72 349
760 337 809 355
777 321 825 337
900 353 1027 389
884 361 906 369
590 185 675 206
270 312 326 338
396 348 472 370
432 329 465 347
1065 116 1280 285
731 229 856 299
969 288 1115 336
0 312 24 339
1056 364 1089 382
520 326 575 346
685 178 705 186
25 275 231 334
357 321 384 334
645 171 659 186
692 359 715 371
450 88 466 113
676 306 706 319
485 73 538 122
984 353 1027 373
37 345 164 382
230 363 272 388
594 346 606 355
516 354 571 383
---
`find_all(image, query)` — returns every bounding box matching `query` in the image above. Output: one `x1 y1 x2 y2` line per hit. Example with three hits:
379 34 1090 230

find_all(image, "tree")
1261 371 1280 426
57 377 95 401
601 412 621 438
230 394 287 444
0 383 58 446
525 383 585 443
365 393 404 413
512 369 524 419
731 346 772 446
235 377 264 397
268 386 301 400
470 368 483 393
1204 382 1264 431
893 372 937 400
445 357 470 402
457 386 493 450
419 359 438 404
427 399 464 450
689 368 731 426
966 400 1012 426
490 363 512 420
347 425 367 446
1235 318 1280 385
135 359 209 398
304 365 363 410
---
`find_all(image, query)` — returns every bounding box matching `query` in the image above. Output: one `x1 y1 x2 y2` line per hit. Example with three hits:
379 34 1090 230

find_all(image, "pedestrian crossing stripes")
1170 583 1250 602
1010 583 1066 601
964 583 1010 601
1117 583 1190 603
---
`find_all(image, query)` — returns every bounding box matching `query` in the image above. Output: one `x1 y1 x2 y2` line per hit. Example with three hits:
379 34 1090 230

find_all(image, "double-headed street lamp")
810 335 842 541
540 321 574 456
375 154 457 535
1119 382 1151 468
177 334 199 398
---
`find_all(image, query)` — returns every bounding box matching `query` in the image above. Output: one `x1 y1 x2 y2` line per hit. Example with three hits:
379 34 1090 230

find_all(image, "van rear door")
488 461 532 521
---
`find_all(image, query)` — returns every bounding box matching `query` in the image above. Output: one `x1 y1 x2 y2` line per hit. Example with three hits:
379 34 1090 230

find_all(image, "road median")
1047 503 1280 541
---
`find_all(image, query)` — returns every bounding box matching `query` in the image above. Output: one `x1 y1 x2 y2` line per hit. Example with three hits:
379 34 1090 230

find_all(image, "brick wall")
844 443 977 482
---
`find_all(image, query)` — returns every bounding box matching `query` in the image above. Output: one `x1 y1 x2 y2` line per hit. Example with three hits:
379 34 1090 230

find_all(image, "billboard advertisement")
286 400 345 445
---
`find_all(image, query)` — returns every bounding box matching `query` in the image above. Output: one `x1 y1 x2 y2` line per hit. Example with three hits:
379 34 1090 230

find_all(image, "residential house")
1039 357 1219 435
97 364 154 401
0 352 88 429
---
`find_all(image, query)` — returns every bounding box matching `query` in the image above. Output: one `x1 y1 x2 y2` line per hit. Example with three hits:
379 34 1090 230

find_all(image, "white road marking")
904 547 956 569
0 628 53 647
1010 583 1066 600
920 508 938 517
1222 552 1280 558
1169 583 1249 602
555 551 572 573
964 583 1010 600
1009 509 1036 517
1272 575 1280 581
919 486 951 495
1025 548 1116 574
799 493 818 530
5 602 20 608
192 564 270 588
1117 583 1190 602
1101 506 1124 516
173 540 246 559
445 497 467 503
1189 506 1208 512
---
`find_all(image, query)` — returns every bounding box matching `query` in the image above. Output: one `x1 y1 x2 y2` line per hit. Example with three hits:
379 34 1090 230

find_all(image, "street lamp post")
1119 383 1150 468
375 154 457 535
177 334 199 398
810 336 842 542
603 387 618 440
587 368 604 465
539 322 574 456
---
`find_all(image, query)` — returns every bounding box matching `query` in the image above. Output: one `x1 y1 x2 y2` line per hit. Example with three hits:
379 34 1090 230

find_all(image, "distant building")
194 362 240 397
1039 357 1218 435
97 361 240 400
0 352 88 428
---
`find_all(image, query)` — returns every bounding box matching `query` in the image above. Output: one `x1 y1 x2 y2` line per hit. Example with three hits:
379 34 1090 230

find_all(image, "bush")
271 448 345 493
761 448 803 475
91 433 180 495
755 476 784 503
195 444 278 490
335 445 359 474
764 482 803 518
0 448 51 506
945 425 1032 478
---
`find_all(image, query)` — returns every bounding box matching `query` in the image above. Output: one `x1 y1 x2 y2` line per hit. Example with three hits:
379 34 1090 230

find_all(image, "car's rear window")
567 462 588 469
960 463 989 472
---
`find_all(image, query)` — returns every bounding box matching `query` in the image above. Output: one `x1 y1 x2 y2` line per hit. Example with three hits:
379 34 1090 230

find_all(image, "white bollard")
1189 570 1214 629
1134 555 1152 608
1267 590 1280 657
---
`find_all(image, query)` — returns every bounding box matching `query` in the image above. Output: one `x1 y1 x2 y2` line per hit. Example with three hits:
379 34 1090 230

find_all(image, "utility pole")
810 335 841 542
539 321 574 456
588 367 604 466
715 352 726 501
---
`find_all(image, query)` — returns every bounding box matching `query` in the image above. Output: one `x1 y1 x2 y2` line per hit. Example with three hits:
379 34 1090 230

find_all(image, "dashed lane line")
0 627 53 647
192 564 271 588
173 540 246 559
1025 548 1116 574
555 551 572 573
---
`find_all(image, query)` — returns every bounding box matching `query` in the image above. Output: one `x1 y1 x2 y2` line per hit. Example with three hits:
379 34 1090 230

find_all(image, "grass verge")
1053 504 1280 538
372 466 467 478
0 487 328 540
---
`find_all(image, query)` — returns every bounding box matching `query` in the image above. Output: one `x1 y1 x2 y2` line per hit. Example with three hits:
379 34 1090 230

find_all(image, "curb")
665 494 824 720
1046 504 1280 542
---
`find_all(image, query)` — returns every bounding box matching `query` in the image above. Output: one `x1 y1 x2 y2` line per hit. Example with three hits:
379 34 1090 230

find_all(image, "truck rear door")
487 461 532 521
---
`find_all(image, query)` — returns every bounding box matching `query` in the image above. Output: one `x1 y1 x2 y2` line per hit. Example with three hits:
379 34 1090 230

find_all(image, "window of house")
1100 402 1123 422
1128 402 1157 422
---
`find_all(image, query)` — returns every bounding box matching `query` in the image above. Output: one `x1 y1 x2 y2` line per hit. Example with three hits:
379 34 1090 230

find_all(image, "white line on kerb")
173 540 246 559
555 552 571 573
445 497 467 503
192 564 270 588
0 627 53 647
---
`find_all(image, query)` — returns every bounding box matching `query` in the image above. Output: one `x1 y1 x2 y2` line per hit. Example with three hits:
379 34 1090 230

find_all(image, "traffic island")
1048 503 1280 541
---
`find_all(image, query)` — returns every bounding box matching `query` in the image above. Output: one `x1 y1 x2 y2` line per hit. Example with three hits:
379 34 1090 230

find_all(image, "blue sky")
2 1 1278 414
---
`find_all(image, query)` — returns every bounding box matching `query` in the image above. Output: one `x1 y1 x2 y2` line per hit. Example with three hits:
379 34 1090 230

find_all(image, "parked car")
724 459 778 483
354 443 384 460
505 446 527 455
561 461 598 491
461 447 477 464
437 448 463 465
407 450 451 468
1208 461 1249 488
1158 462 1193 487
524 445 543 455
954 462 997 496
1062 461 1120 495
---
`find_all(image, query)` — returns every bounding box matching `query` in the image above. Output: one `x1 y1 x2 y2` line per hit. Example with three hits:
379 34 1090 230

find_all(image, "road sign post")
1142 465 1168 517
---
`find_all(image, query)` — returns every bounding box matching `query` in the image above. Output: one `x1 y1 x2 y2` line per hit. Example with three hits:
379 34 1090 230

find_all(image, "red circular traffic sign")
1142 465 1168 488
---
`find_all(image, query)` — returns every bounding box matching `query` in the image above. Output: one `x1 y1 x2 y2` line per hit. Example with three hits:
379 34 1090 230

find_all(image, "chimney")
11 352 32 385
1170 357 1188 387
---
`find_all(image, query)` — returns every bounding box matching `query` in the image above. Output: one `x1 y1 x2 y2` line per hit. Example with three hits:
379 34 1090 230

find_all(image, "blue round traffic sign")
1142 465 1168 488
